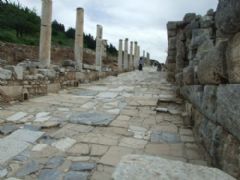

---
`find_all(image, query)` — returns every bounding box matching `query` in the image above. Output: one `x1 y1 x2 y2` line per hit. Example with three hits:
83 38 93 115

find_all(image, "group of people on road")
138 57 164 72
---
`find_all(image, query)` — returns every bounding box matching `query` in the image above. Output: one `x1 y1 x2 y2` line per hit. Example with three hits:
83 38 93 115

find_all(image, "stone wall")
166 0 240 178
0 42 117 67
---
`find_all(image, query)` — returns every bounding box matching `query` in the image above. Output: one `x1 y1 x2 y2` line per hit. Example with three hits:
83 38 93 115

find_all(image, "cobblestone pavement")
0 67 210 180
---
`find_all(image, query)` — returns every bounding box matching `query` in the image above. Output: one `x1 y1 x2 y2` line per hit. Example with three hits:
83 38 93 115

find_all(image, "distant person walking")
138 57 144 71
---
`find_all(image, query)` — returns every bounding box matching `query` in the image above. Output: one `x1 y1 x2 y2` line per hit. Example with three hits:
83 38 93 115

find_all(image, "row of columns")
118 38 152 71
39 0 107 72
39 0 150 72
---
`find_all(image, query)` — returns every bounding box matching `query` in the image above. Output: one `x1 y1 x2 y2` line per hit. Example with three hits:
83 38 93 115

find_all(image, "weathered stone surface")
32 144 48 152
91 144 109 156
181 84 240 141
168 37 177 50
183 13 196 24
119 137 147 149
150 131 180 143
70 162 96 171
38 169 63 180
0 68 12 80
100 146 133 166
64 171 89 180
0 124 18 135
182 66 194 85
180 85 203 110
67 143 90 155
7 112 28 122
69 112 115 126
46 156 65 169
198 41 228 84
69 89 99 97
0 167 8 178
215 0 240 36
38 69 57 80
52 137 76 151
113 155 235 180
16 160 40 177
227 32 240 83
0 129 44 164
215 85 240 141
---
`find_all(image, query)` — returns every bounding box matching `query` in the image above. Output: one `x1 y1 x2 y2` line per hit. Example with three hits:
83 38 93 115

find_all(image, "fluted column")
74 8 84 71
39 0 52 68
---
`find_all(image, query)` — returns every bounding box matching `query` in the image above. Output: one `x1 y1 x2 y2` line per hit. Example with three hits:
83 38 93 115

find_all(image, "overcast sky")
13 0 218 62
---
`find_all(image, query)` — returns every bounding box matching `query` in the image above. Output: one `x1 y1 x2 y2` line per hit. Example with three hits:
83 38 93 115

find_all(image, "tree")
52 20 65 36
65 27 75 39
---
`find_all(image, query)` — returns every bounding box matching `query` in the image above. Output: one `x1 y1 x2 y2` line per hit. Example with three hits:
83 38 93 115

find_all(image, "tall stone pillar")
95 25 103 71
129 41 133 69
123 38 129 70
102 39 108 57
147 52 150 65
138 46 141 63
134 41 138 68
74 8 84 71
39 0 52 68
118 39 123 71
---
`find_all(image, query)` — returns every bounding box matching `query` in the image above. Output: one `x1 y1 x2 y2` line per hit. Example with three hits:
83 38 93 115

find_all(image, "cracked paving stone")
70 162 96 171
69 112 116 126
0 124 18 135
38 169 63 180
67 143 90 156
52 137 76 151
119 137 148 149
64 171 89 180
15 160 40 177
150 131 181 143
45 156 65 169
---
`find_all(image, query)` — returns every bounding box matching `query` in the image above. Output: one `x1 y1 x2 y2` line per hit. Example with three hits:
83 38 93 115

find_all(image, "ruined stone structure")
74 8 84 71
39 0 52 68
123 38 129 70
95 25 103 72
166 0 240 178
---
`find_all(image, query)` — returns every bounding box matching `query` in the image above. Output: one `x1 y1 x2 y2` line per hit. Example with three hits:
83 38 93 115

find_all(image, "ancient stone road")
0 67 210 179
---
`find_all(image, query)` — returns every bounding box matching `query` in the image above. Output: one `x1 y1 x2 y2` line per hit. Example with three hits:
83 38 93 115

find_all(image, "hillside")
0 0 117 56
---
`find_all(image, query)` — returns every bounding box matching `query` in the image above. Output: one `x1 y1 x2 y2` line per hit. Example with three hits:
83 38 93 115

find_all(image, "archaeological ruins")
0 0 239 179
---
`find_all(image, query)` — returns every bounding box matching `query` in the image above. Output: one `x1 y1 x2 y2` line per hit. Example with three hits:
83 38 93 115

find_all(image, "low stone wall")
0 42 117 67
165 0 240 178
0 70 118 103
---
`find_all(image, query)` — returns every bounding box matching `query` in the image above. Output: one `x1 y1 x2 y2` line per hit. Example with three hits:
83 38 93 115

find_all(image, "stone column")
74 8 84 71
118 39 123 71
39 0 52 68
134 41 138 68
138 46 141 63
102 39 108 57
146 52 150 65
129 41 133 69
95 25 103 71
123 38 129 70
